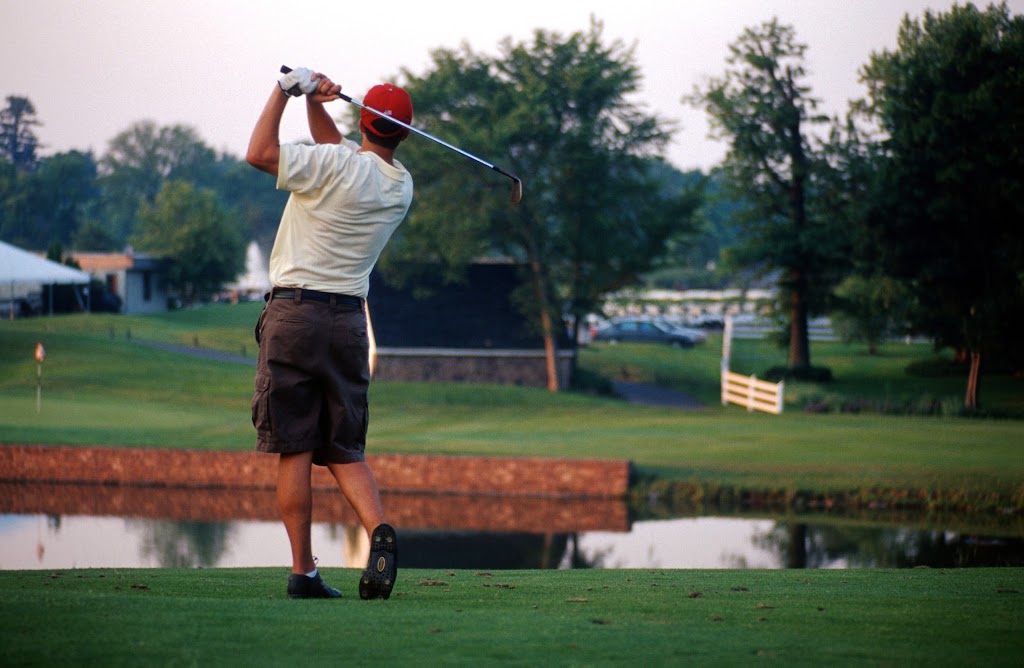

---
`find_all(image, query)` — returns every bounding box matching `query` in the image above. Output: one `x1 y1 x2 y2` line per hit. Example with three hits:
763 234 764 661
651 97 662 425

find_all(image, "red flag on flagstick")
35 342 45 413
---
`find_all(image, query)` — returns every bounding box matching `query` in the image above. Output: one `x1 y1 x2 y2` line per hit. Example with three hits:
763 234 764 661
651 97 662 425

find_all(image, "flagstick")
34 342 45 414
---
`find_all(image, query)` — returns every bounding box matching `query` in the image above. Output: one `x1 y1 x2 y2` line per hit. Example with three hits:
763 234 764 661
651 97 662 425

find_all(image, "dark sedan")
592 319 698 347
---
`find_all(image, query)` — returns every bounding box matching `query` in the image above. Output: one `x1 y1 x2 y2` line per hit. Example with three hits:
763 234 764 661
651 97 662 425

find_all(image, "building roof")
69 253 134 272
368 262 574 350
69 252 165 273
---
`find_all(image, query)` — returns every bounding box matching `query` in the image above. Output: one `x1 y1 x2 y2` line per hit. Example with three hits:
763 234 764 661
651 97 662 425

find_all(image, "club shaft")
280 66 515 181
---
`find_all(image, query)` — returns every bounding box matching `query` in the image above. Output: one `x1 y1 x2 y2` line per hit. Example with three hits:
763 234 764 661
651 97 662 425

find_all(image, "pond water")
2 485 1024 569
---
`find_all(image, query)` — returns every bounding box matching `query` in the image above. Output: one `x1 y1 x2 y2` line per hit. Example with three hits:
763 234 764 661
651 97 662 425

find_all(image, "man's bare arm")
246 86 289 176
306 75 343 145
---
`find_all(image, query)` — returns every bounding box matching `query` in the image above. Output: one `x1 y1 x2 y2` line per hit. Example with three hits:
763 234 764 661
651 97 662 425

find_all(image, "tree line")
1 3 1021 407
0 110 288 303
686 2 1022 408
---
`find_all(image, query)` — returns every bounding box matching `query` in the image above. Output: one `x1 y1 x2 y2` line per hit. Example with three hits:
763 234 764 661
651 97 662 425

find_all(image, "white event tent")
0 241 92 317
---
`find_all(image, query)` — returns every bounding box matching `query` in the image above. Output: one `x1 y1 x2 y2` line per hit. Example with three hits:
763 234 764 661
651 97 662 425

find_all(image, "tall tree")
0 157 30 245
830 273 911 355
686 19 848 372
99 121 219 243
132 180 245 304
0 151 101 249
30 151 100 247
0 96 41 171
860 2 1024 408
378 19 691 390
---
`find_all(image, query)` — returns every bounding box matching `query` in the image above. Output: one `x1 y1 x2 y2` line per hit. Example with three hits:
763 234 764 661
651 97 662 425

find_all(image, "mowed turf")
1 308 1023 498
0 567 1021 666
2 310 1023 666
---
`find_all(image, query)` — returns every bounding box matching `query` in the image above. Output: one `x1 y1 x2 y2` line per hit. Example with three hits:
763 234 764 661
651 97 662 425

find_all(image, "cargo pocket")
254 306 267 345
252 372 271 431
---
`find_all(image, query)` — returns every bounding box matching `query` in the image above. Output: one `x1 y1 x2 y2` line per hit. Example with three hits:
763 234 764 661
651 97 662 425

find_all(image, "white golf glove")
278 67 319 96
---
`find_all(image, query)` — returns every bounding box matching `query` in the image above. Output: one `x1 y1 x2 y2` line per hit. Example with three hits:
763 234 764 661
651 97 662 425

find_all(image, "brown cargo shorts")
252 291 370 465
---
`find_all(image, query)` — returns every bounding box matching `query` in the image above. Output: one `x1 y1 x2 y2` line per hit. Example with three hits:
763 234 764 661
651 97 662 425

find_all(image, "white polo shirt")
269 139 413 298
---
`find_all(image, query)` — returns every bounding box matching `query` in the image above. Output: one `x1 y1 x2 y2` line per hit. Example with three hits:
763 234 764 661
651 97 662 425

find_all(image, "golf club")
280 66 523 206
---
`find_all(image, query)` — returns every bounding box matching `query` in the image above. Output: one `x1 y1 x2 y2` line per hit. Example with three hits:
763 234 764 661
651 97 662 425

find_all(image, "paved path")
133 341 256 366
612 381 704 410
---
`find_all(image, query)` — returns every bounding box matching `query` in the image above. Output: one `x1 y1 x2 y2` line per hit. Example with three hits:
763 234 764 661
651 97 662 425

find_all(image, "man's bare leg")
326 460 385 535
329 460 397 600
277 451 316 574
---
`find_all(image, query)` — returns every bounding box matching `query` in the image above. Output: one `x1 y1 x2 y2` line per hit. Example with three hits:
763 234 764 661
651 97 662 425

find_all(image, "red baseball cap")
360 83 413 139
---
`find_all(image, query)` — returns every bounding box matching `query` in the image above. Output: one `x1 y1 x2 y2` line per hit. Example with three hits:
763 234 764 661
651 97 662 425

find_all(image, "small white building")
226 241 271 300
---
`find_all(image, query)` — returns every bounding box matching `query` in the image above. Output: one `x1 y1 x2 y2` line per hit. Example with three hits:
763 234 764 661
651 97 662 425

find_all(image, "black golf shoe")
360 523 398 600
287 572 342 599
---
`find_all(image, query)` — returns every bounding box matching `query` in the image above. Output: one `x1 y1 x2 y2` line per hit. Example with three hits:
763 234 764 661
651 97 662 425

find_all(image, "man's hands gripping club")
248 66 343 176
273 64 524 205
278 66 318 96
278 67 342 104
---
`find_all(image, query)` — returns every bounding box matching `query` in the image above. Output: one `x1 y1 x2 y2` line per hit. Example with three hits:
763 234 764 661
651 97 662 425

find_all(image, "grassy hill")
1 304 1022 509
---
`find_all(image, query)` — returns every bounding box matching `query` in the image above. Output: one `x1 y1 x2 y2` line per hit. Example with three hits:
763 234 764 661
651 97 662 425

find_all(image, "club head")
510 178 524 207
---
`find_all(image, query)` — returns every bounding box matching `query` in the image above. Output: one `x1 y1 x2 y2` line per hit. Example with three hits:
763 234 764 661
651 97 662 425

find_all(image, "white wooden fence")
720 314 785 414
720 369 785 414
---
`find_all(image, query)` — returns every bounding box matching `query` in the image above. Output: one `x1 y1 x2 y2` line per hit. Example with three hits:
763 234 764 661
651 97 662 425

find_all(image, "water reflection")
1 482 1022 570
135 520 234 568
5 514 1023 571
754 523 1024 569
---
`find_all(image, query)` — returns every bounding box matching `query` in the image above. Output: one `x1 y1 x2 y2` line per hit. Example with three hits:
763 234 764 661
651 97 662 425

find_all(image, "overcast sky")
3 0 1021 172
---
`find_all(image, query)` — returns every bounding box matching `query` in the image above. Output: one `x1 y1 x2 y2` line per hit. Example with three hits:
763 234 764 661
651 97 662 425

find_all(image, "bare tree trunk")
788 269 811 369
531 262 559 392
524 228 559 393
785 88 811 371
964 351 981 409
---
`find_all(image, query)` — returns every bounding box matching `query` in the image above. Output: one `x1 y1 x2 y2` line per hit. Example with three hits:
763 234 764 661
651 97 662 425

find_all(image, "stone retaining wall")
374 348 576 390
0 445 631 498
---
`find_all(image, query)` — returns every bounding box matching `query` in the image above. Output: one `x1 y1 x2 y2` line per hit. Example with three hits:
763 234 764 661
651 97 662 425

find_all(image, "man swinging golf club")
247 66 410 600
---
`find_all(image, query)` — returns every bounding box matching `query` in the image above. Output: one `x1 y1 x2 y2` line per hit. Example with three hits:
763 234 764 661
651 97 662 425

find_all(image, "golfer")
246 66 412 600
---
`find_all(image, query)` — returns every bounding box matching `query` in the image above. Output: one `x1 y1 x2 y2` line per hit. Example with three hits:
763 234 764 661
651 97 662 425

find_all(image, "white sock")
305 568 318 579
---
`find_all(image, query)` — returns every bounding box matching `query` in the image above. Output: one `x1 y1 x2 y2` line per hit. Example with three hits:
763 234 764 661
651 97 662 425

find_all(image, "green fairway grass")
2 306 1022 506
0 567 1020 665
579 331 1024 414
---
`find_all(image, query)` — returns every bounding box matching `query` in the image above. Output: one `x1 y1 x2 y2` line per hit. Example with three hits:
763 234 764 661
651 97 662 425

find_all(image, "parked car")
592 318 700 347
659 321 708 345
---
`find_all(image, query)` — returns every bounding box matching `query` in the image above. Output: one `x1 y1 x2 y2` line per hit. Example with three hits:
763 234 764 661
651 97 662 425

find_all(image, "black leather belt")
269 287 363 306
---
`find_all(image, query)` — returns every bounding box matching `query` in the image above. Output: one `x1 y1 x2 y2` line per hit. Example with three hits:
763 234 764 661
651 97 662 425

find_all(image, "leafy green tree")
816 110 909 356
0 95 40 171
645 168 747 290
132 180 245 304
686 19 852 372
0 157 31 245
0 151 100 249
831 274 911 354
99 121 219 243
31 151 100 247
377 20 691 389
71 219 120 251
860 2 1024 408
